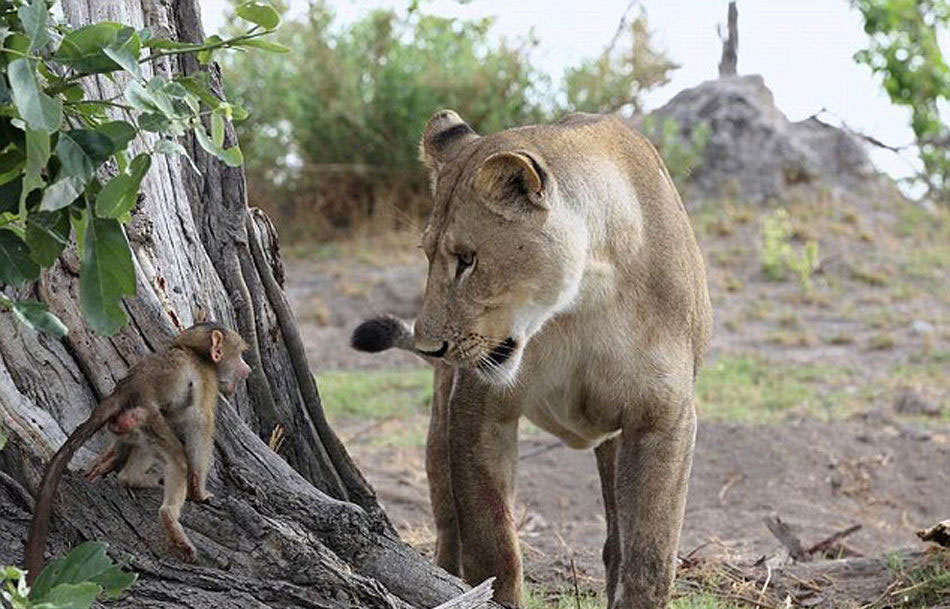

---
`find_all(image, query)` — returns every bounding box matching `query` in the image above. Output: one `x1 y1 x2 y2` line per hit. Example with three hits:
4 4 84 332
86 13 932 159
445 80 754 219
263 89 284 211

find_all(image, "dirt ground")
282 197 950 603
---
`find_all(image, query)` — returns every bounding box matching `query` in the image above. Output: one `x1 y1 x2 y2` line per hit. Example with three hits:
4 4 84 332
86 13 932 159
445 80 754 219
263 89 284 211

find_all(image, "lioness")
352 110 712 609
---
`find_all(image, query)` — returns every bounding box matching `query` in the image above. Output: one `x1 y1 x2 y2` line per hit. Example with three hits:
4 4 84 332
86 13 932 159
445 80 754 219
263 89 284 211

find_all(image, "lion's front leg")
595 436 621 608
449 371 522 606
427 363 461 575
614 398 696 609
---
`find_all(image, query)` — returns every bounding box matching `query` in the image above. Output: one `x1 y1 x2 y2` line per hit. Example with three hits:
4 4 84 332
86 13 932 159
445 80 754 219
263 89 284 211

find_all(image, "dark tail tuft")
351 315 411 352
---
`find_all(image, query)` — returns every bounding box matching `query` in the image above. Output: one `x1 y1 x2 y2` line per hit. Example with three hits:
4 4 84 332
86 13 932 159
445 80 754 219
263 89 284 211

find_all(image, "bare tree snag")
718 1 738 77
0 1 482 606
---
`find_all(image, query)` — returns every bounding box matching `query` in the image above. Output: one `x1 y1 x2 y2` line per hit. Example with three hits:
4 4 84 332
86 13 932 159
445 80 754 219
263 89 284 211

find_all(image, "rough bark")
718 1 738 77
0 1 473 607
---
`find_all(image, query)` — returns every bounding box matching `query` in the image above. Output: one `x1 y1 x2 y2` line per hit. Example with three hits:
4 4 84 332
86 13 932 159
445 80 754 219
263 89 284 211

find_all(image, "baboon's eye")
455 251 475 278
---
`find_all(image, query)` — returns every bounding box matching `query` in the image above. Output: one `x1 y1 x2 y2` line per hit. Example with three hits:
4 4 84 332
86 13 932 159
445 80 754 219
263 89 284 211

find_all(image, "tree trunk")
718 1 738 77
0 1 471 606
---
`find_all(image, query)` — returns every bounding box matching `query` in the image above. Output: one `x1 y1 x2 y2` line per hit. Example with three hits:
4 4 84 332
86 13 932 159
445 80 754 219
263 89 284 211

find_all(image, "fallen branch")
806 524 862 556
432 578 495 609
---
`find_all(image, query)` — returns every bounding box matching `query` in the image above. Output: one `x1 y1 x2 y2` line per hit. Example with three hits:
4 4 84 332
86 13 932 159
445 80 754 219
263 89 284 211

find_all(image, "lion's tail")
350 315 416 354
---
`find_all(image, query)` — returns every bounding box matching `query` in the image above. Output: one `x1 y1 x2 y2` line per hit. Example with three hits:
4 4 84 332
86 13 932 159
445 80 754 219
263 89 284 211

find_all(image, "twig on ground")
718 473 744 504
341 415 398 444
757 564 772 608
519 440 562 461
806 524 862 556
570 557 582 609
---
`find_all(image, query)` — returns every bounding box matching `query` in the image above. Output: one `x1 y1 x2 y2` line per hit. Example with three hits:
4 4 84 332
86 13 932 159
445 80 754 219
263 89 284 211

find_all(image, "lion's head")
413 110 588 386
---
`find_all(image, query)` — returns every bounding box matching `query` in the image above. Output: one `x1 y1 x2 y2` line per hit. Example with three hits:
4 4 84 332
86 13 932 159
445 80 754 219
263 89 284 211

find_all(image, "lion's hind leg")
614 398 696 609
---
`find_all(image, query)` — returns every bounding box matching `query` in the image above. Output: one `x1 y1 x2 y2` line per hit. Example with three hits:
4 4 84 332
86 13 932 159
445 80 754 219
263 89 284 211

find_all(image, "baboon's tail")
351 315 416 353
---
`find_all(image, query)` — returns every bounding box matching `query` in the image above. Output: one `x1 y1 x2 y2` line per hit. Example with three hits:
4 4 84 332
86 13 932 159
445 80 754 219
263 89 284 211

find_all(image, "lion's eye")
455 251 475 278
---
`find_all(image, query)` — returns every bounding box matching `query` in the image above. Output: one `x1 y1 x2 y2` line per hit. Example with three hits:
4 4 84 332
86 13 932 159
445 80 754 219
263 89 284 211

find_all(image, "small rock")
894 388 942 417
910 320 935 335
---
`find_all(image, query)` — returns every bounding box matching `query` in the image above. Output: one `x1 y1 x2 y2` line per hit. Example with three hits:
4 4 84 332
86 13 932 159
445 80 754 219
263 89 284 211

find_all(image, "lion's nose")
416 340 449 358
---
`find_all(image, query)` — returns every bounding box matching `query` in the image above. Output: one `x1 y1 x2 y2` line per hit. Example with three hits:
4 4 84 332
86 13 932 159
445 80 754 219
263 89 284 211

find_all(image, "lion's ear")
419 110 479 171
474 151 549 218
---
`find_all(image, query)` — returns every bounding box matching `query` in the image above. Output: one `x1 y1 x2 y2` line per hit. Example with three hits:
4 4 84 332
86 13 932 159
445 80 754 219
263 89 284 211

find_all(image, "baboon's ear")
419 110 479 171
474 151 549 219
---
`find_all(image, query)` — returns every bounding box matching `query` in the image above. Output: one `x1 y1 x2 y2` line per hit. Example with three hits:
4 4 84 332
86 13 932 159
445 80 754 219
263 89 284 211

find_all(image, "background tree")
852 0 950 204
562 4 677 115
0 1 477 606
221 1 679 240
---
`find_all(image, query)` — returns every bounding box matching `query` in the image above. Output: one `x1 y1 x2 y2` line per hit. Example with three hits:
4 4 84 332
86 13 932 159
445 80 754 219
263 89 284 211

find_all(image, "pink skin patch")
108 408 146 434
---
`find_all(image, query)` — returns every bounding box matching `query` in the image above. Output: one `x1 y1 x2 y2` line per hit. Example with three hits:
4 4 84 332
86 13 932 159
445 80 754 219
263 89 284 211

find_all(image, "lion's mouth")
480 337 517 369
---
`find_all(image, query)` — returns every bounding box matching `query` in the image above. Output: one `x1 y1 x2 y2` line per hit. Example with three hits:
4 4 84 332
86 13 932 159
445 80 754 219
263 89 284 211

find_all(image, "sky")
198 0 949 182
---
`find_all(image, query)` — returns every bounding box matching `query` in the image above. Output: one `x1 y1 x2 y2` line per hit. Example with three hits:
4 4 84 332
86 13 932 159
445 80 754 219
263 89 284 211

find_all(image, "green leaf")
20 128 49 210
30 542 133 601
125 78 176 117
71 207 87 260
95 154 149 218
95 121 136 151
153 139 187 156
230 104 249 122
0 177 23 213
235 38 290 53
176 74 220 109
162 81 188 99
62 84 85 102
102 29 142 80
0 148 25 187
79 216 135 335
0 228 40 285
8 58 62 133
193 125 243 167
219 145 243 167
137 111 169 132
196 35 223 65
193 124 218 157
154 139 200 175
25 210 70 265
211 112 225 147
39 176 84 211
236 2 281 29
6 32 30 55
32 581 100 609
53 24 142 76
17 0 51 52
129 154 150 182
11 300 68 337
55 130 114 182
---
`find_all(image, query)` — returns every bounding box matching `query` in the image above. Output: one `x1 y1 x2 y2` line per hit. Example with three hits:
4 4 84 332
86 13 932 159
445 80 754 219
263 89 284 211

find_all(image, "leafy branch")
0 0 288 336
851 0 950 204
1 542 136 609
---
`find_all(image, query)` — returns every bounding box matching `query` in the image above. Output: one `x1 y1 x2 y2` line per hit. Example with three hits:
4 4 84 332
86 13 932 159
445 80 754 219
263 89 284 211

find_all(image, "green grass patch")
317 368 432 421
885 550 950 608
670 593 744 609
523 586 603 609
696 355 856 423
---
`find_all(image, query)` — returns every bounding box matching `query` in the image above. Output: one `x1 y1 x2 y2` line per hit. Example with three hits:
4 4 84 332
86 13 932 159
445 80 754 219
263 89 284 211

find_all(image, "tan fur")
413 111 712 608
